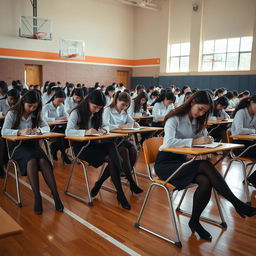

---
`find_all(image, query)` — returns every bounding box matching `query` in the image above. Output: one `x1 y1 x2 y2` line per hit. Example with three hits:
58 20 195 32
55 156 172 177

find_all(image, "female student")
65 90 134 210
231 95 256 188
154 90 256 241
128 91 150 117
103 91 143 193
42 90 71 164
0 81 8 99
1 90 64 214
152 92 176 126
104 85 115 106
176 86 191 107
0 89 20 117
208 96 230 142
148 90 159 105
64 88 84 114
42 82 57 105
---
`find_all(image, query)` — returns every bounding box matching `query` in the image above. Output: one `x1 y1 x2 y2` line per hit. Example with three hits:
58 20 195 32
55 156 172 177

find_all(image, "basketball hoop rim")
34 32 48 39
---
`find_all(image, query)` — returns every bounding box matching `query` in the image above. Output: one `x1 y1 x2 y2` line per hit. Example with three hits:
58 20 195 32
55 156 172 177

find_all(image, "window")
201 36 253 71
169 42 190 72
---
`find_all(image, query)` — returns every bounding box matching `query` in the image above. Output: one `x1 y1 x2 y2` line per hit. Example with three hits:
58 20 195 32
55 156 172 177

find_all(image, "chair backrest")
226 130 233 143
143 137 163 164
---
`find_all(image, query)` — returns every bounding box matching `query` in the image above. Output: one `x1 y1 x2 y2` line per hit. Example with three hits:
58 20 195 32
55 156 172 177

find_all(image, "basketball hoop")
33 32 48 40
68 53 79 58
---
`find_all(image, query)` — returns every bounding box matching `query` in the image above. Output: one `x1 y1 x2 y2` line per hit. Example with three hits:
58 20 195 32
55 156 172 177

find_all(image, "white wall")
0 0 134 59
202 0 255 40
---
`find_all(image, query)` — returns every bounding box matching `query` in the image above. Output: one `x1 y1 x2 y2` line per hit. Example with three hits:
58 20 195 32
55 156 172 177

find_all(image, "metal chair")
135 137 227 248
224 130 256 204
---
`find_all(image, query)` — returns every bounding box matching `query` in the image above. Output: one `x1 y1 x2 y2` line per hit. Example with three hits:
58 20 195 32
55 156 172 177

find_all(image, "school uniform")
176 94 185 107
0 98 10 117
0 93 6 100
105 95 113 107
227 99 236 109
64 97 78 113
152 101 174 126
42 102 68 122
1 111 50 176
65 110 122 167
42 93 52 105
155 114 208 190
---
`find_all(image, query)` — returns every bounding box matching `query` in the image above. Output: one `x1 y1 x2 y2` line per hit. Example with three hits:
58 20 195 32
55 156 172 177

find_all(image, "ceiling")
115 0 161 11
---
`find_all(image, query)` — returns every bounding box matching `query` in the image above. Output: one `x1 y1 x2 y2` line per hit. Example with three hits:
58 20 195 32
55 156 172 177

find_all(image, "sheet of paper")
193 143 222 148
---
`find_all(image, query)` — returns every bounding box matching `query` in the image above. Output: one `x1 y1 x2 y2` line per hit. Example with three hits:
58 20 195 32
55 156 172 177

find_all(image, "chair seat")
153 178 176 190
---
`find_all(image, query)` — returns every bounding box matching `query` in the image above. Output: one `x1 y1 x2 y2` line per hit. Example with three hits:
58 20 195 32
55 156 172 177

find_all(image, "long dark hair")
72 90 106 129
9 90 42 129
70 88 84 99
213 96 229 116
164 90 214 133
0 81 8 95
233 95 256 117
151 92 176 106
109 91 131 111
105 85 115 96
133 91 148 113
46 89 66 104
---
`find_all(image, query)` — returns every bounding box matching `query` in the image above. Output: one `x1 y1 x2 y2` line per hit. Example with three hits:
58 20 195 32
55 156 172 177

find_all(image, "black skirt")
154 151 203 190
232 139 256 158
9 140 52 176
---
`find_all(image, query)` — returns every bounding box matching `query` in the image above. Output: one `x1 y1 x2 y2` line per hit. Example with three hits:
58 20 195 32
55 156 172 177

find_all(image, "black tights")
191 160 254 222
27 158 62 209
96 145 138 188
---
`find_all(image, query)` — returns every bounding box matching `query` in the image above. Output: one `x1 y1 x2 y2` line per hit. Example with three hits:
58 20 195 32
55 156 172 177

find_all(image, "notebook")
193 143 222 148
121 127 141 130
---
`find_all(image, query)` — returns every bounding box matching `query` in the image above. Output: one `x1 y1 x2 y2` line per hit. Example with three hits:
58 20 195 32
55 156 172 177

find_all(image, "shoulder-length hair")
233 95 256 118
46 89 66 104
8 90 42 129
164 90 214 133
72 89 106 130
109 91 131 111
133 91 148 113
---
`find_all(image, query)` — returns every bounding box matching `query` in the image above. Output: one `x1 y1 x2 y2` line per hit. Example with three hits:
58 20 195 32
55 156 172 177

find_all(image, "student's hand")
31 128 41 135
85 128 100 135
119 123 133 129
2 111 7 116
134 122 140 128
98 128 108 135
56 117 67 121
192 136 213 145
18 128 32 136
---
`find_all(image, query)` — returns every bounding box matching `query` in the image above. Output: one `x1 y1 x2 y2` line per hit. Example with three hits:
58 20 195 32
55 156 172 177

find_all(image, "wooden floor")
0 150 256 256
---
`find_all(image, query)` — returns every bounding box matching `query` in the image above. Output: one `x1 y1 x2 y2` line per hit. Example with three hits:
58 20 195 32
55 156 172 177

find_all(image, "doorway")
116 70 129 89
24 65 42 88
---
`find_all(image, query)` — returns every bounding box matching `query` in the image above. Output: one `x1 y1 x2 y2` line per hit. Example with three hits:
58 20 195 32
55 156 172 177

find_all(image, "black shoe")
90 182 102 198
188 220 212 241
117 193 131 210
34 197 43 215
53 195 64 212
130 182 143 194
247 175 256 189
62 153 72 164
235 206 256 218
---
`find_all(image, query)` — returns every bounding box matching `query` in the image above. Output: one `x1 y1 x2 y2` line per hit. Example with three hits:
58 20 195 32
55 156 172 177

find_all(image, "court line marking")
8 173 141 256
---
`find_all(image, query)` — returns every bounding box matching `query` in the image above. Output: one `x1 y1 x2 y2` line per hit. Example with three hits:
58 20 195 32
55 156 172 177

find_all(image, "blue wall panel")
131 74 256 93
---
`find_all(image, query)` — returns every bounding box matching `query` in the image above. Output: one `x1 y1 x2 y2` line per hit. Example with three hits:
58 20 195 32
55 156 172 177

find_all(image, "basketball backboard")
59 39 85 59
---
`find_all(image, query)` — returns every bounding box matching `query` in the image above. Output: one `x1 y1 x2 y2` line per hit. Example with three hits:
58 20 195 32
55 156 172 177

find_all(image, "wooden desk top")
0 116 5 120
226 108 235 112
2 132 65 141
132 115 153 120
162 143 244 155
0 207 23 239
207 119 233 125
155 118 164 123
111 126 163 134
65 133 128 141
48 121 68 126
231 134 256 140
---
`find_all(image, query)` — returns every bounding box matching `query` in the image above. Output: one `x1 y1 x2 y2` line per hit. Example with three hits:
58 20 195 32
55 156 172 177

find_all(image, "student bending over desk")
154 90 256 241
231 95 256 188
66 90 139 210
1 90 64 214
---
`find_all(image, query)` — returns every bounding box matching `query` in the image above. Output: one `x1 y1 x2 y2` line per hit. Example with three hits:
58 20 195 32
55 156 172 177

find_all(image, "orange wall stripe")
0 48 160 66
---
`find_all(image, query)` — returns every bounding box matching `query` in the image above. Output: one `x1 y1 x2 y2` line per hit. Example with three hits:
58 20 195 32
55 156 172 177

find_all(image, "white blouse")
231 108 256 135
103 107 134 131
64 97 78 112
1 111 50 136
159 114 208 150
152 101 174 121
128 100 150 117
42 102 68 122
0 99 10 117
